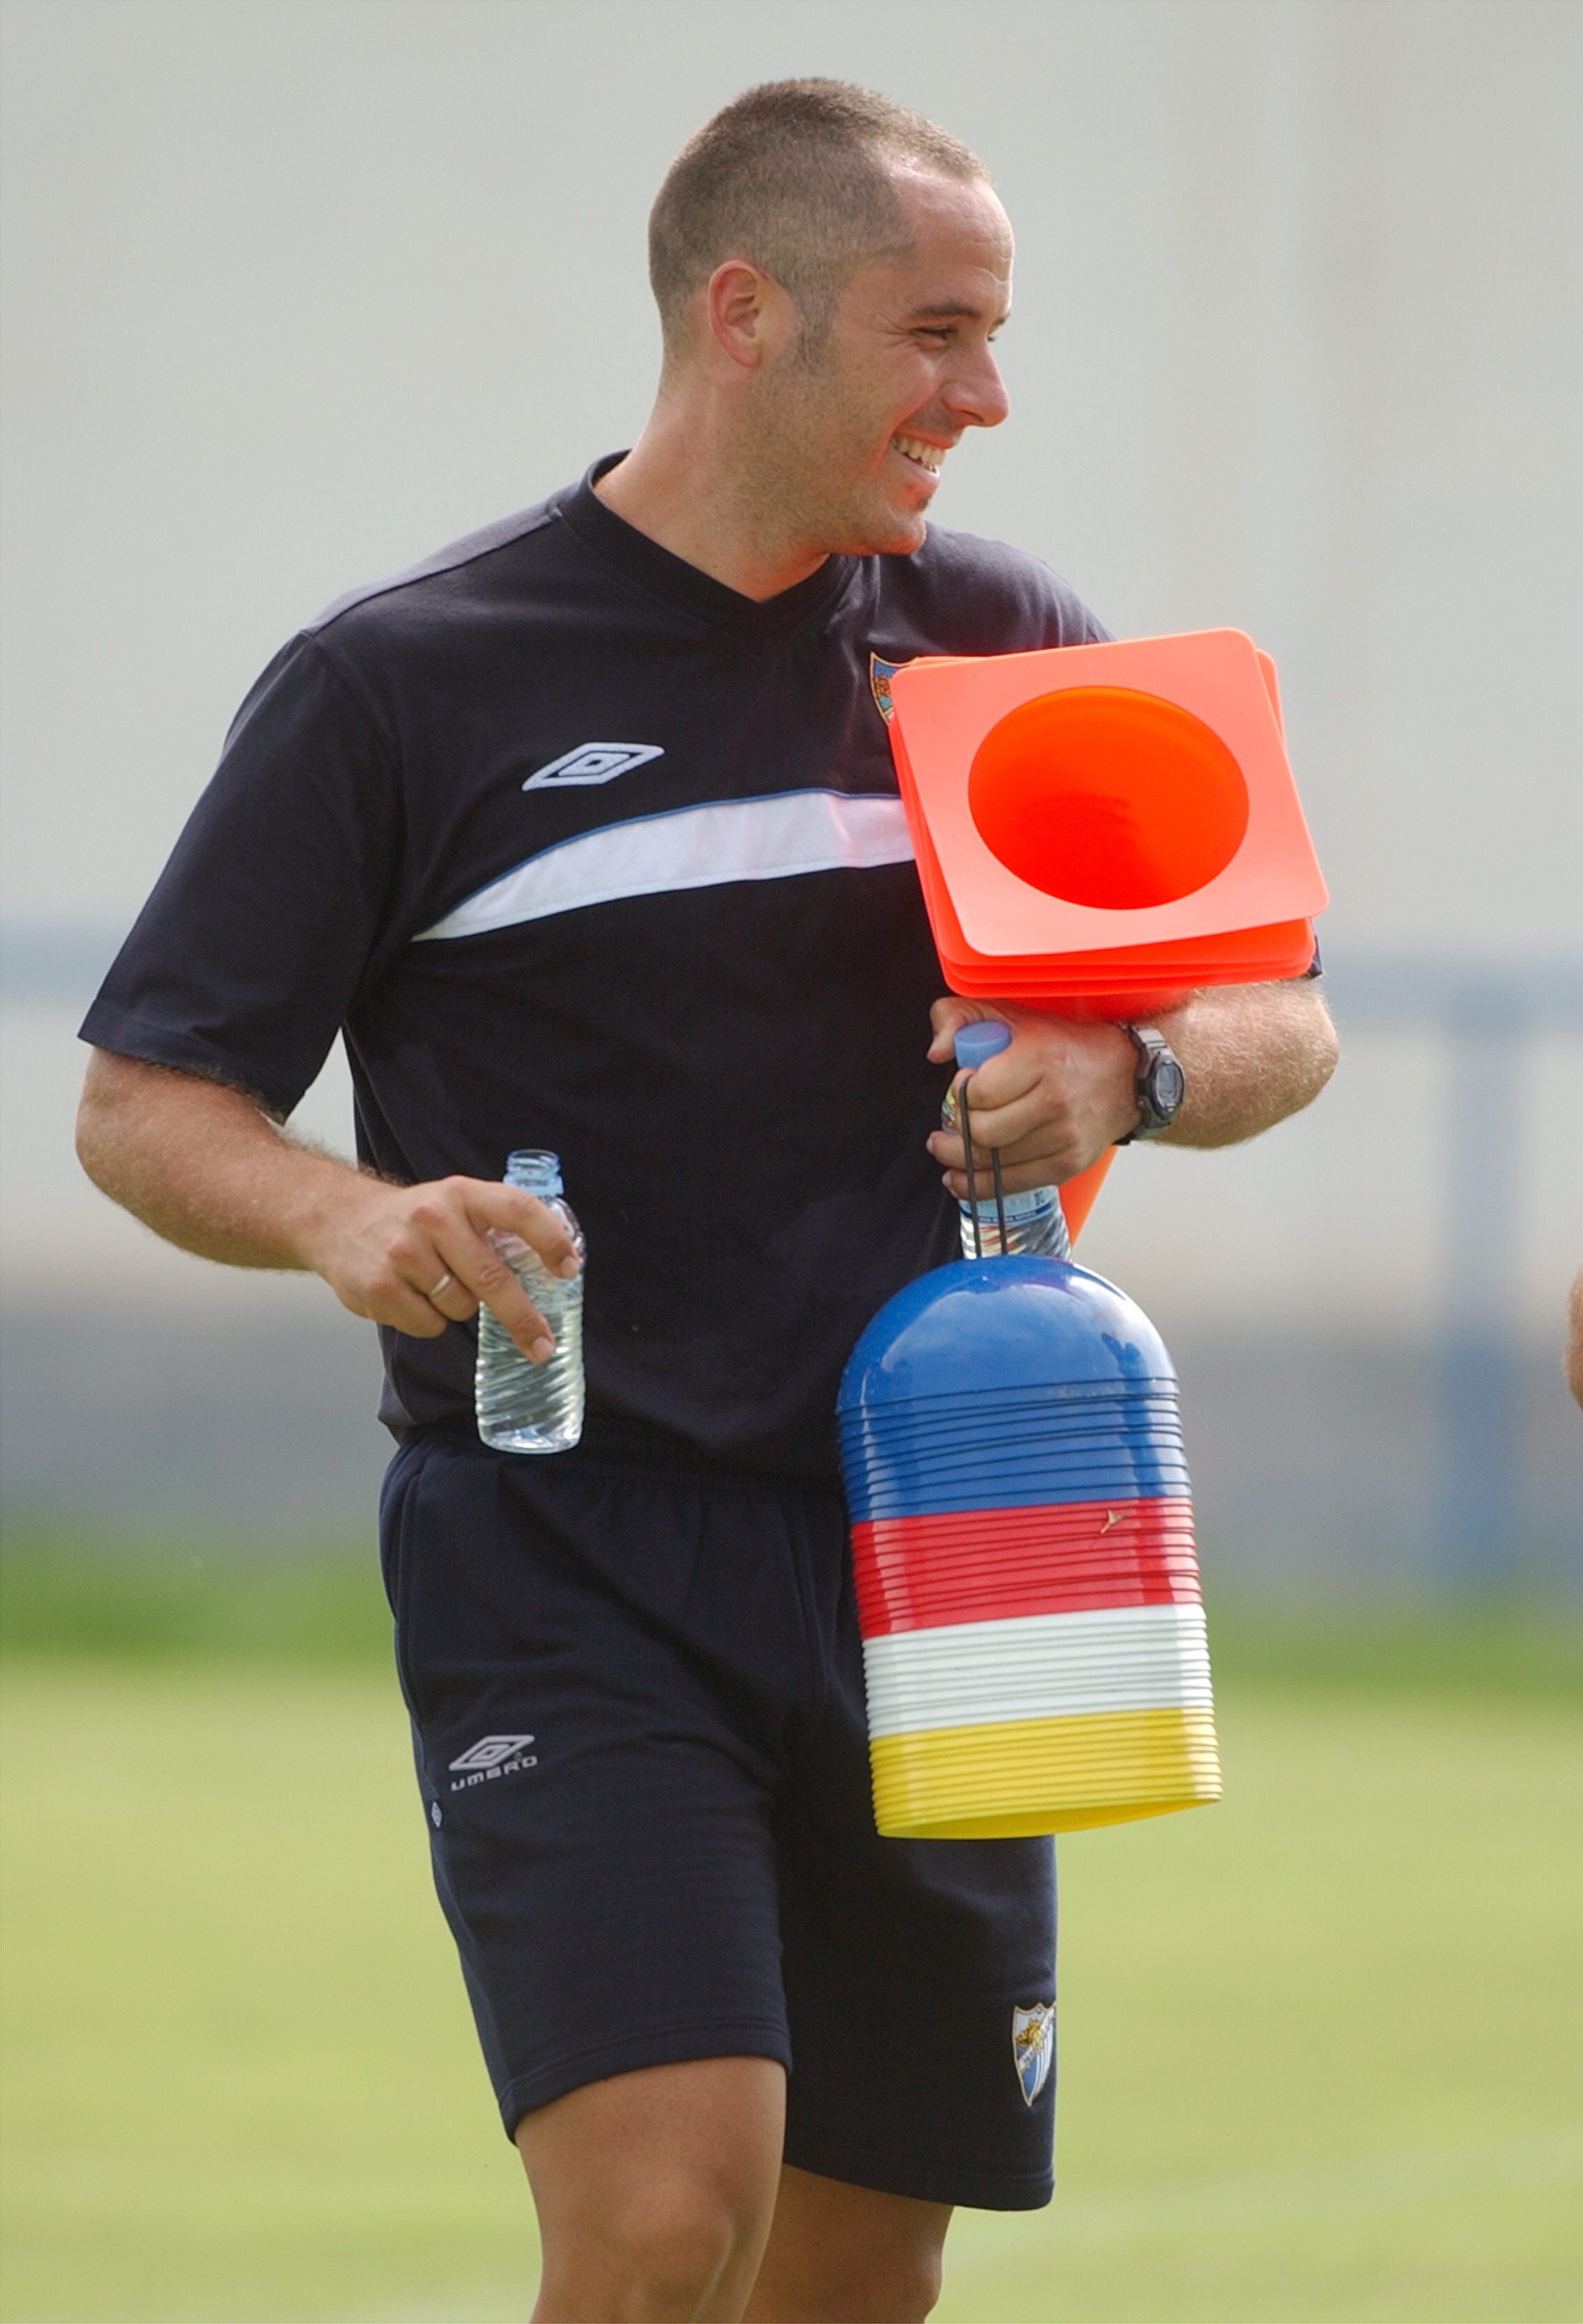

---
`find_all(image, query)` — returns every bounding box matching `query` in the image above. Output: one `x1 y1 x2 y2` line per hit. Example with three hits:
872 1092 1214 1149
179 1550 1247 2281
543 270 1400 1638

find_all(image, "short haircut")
649 79 988 355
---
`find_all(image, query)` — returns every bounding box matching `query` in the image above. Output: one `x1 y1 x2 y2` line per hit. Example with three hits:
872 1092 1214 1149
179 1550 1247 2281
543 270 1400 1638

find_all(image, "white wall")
3 0 1580 1329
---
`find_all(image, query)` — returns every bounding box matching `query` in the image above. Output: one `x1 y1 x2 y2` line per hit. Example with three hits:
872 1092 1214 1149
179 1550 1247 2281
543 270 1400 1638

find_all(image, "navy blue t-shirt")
82 460 1108 1472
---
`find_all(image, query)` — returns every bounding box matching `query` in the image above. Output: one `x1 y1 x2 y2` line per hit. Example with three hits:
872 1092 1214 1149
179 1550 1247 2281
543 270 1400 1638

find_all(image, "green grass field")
2 1555 1580 2322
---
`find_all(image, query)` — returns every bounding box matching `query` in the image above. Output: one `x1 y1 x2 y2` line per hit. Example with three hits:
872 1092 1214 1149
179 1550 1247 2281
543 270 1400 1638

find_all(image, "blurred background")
2 3 1579 2321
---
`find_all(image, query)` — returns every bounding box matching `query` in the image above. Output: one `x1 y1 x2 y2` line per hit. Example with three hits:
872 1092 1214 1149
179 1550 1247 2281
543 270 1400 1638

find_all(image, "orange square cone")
888 630 1327 1019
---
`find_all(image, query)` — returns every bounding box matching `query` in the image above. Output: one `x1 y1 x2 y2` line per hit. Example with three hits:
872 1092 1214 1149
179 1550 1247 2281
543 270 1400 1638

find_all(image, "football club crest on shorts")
869 654 902 724
1011 2000 1055 2106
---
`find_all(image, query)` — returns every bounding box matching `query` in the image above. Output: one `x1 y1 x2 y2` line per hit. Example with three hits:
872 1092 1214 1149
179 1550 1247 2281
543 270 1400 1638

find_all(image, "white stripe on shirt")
414 791 916 942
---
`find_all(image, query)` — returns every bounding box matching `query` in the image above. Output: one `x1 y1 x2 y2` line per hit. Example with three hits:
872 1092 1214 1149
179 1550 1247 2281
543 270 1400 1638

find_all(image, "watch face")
1155 1059 1186 1113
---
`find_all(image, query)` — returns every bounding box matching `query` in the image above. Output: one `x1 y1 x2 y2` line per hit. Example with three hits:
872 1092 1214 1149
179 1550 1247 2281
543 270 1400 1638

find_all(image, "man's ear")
706 260 795 370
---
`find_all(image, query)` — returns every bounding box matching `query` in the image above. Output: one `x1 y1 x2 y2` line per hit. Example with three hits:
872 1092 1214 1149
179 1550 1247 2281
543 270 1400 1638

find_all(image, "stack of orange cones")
887 630 1327 1024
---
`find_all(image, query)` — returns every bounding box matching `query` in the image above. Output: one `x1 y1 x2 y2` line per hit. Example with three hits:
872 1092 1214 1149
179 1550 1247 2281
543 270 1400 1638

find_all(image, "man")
78 80 1337 2324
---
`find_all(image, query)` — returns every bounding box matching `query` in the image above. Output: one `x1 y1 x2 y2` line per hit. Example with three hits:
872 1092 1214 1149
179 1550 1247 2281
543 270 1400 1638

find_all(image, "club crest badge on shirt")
1011 2000 1055 2106
869 654 902 725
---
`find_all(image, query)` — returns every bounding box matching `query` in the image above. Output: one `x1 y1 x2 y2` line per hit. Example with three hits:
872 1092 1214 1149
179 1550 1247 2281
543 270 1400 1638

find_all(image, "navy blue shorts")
380 1421 1057 2210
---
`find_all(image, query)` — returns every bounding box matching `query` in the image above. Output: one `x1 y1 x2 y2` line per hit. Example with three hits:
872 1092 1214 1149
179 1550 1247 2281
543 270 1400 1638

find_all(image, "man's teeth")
892 434 944 474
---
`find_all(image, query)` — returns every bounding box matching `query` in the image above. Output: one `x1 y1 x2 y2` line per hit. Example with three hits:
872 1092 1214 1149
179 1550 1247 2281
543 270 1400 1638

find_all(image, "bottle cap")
953 1020 1013 1070
504 1148 563 1196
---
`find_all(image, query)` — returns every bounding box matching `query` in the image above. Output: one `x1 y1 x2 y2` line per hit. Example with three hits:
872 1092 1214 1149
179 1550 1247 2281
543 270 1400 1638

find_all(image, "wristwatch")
1116 1023 1185 1143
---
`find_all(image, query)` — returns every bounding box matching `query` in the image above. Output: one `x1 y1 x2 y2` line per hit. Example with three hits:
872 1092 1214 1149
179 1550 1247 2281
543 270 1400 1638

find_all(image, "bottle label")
967 1187 1058 1222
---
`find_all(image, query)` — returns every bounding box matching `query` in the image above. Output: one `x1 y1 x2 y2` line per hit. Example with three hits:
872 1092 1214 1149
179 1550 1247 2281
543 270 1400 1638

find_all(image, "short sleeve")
80 634 403 1117
1029 556 1113 649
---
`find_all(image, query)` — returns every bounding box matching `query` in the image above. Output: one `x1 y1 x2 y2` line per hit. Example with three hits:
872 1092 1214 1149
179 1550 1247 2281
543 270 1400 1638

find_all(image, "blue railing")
1325 954 1583 1587
7 925 1580 1583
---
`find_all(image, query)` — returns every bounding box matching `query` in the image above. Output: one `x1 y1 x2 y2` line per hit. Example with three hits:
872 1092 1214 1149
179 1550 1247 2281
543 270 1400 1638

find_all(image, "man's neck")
593 405 830 604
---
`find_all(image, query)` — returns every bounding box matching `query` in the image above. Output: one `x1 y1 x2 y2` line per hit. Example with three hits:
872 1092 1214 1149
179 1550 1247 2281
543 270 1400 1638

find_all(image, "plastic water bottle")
474 1149 586 1453
945 1021 1071 1261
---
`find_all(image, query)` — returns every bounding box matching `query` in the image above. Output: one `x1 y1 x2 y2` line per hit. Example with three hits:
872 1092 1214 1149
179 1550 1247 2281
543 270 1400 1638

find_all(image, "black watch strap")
1116 1023 1185 1144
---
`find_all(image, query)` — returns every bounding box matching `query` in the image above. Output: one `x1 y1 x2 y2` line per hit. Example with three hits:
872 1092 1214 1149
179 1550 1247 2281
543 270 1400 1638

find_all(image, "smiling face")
744 166 1014 560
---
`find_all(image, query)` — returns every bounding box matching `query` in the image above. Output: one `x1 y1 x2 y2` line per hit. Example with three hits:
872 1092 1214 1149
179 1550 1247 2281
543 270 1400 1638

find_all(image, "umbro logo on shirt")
450 1734 535 1770
448 1733 537 1790
523 742 665 791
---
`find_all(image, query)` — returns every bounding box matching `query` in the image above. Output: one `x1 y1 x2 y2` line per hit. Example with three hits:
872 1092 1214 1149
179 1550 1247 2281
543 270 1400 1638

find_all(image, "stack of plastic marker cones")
837 1255 1220 1839
886 629 1327 1023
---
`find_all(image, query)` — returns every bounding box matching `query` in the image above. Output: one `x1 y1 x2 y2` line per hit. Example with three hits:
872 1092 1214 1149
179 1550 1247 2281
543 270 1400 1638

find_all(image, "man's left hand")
925 979 1341 1196
925 998 1138 1197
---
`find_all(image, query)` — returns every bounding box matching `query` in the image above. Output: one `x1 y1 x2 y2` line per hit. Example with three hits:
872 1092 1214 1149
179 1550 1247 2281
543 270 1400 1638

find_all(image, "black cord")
959 1076 983 1258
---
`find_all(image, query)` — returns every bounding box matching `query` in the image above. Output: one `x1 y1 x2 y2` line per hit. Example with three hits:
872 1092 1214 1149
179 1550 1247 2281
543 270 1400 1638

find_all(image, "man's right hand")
75 1051 579 1362
298 1172 581 1361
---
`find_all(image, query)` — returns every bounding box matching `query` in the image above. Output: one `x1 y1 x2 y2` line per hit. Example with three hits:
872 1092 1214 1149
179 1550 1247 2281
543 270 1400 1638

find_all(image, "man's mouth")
890 433 946 477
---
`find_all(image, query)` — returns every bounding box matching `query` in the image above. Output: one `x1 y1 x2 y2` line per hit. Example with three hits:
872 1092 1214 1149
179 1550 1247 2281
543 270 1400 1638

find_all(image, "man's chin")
827 501 930 558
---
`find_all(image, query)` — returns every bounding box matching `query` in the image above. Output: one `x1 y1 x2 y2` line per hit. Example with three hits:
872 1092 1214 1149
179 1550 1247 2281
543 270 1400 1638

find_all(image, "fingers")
930 1075 1118 1192
934 1114 1102 1186
932 1107 1076 1197
928 1014 1137 1182
458 1231 558 1361
936 1148 1069 1201
927 994 1050 1065
927 996 999 1063
934 1088 1051 1157
932 1085 1078 1167
465 1182 582 1276
371 1282 460 1340
328 1178 583 1361
422 1268 477 1325
404 1182 577 1362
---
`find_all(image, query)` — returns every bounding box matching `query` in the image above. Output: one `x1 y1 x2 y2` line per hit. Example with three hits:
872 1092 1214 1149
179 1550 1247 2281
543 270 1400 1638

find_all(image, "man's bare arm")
1565 1265 1583 1411
75 1050 579 1359
1143 979 1340 1148
927 979 1338 1196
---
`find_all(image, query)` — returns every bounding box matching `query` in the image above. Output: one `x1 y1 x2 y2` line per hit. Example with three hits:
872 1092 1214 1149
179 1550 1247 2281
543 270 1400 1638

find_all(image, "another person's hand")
1566 1266 1583 1410
925 999 1137 1197
298 1174 581 1360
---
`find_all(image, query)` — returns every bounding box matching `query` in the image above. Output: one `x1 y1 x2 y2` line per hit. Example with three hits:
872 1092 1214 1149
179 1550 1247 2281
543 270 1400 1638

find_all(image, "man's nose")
945 346 1010 431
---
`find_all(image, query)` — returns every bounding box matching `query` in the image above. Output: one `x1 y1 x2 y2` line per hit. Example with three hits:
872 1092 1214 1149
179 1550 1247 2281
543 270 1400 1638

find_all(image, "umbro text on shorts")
380 1420 1059 2209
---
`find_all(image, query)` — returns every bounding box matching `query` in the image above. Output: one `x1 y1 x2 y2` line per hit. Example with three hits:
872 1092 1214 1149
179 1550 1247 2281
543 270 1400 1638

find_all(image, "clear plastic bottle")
946 1021 1071 1261
474 1148 586 1453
